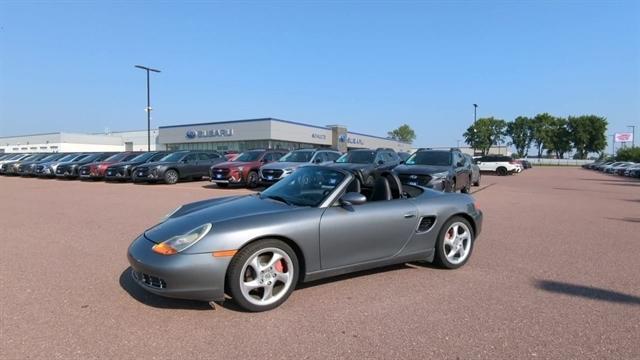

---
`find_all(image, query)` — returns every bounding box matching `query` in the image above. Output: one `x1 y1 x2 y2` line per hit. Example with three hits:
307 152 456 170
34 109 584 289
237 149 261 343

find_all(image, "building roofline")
0 132 63 139
158 117 330 131
347 130 412 144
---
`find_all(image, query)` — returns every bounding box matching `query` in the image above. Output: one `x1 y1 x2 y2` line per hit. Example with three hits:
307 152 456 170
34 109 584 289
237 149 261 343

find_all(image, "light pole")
473 104 478 124
472 104 478 154
609 134 615 156
629 125 636 148
134 65 161 151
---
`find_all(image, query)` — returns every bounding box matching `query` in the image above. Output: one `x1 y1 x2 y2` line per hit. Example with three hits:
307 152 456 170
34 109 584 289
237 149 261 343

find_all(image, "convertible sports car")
127 166 482 312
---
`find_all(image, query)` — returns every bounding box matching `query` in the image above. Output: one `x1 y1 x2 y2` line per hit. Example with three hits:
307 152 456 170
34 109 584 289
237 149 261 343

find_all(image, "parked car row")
582 159 640 178
0 147 529 191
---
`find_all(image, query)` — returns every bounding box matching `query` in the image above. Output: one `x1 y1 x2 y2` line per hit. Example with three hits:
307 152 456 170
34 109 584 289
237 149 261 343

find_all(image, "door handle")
404 213 416 218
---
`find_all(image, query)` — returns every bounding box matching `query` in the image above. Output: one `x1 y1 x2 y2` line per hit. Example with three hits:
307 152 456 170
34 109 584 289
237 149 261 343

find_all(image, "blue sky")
1 1 638 148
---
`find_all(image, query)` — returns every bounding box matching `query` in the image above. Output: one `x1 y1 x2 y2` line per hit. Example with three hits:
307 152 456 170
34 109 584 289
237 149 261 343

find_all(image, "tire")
496 167 507 176
227 239 299 312
246 171 259 188
461 176 471 193
433 216 474 269
164 169 179 184
216 183 229 188
473 174 480 187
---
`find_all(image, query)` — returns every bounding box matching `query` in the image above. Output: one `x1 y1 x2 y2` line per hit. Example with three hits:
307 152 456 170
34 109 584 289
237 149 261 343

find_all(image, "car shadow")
601 182 640 187
534 279 640 306
580 177 639 183
605 217 640 223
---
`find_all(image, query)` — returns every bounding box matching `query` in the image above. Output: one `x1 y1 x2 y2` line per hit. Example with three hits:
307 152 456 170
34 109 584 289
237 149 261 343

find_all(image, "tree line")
463 114 608 159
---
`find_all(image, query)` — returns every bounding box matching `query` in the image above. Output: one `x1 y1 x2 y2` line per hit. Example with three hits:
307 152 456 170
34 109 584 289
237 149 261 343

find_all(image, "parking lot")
1 168 639 359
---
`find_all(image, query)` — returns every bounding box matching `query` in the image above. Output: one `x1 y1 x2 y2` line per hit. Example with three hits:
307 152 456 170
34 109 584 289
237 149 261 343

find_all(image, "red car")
210 149 287 188
78 152 141 180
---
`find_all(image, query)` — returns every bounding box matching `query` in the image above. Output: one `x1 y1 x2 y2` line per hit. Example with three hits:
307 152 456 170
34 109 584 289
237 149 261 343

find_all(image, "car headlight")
431 172 448 180
152 223 212 255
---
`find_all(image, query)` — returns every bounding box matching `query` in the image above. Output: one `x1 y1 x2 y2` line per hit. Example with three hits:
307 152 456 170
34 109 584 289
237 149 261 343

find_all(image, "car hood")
261 161 306 170
393 164 450 175
212 161 258 169
144 195 293 243
109 160 146 168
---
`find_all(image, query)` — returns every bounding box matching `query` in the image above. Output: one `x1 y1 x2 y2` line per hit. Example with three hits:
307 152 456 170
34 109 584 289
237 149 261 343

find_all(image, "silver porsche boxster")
127 166 483 312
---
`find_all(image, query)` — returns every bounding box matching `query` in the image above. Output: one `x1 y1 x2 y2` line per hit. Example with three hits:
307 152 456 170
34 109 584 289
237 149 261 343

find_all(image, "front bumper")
210 171 244 184
127 235 230 302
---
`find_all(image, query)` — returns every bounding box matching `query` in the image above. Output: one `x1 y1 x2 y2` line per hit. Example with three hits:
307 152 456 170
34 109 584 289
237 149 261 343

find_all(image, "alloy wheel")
443 222 472 265
239 248 295 306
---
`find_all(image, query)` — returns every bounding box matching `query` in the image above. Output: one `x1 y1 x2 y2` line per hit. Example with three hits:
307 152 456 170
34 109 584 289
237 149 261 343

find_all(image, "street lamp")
473 104 478 124
134 65 161 151
629 125 636 148
472 104 478 155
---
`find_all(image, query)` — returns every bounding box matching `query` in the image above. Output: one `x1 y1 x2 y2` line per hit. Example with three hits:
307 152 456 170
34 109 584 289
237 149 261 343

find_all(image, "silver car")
259 148 341 185
127 166 483 312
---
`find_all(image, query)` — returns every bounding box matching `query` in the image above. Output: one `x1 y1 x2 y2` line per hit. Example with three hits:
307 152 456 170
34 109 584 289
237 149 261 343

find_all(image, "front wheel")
473 174 480 187
164 169 179 184
496 167 507 176
227 240 299 312
246 171 259 188
434 216 474 269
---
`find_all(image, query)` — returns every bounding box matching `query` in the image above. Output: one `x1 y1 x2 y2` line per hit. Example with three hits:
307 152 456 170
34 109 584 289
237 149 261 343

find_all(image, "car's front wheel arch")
230 235 307 284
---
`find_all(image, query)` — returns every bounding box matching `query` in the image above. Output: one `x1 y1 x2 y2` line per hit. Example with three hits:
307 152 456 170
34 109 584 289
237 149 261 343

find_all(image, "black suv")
327 148 401 186
132 151 225 184
393 148 473 193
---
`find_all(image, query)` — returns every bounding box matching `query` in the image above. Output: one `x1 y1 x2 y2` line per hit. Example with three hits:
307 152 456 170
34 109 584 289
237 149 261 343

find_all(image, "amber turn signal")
152 243 177 255
212 250 238 257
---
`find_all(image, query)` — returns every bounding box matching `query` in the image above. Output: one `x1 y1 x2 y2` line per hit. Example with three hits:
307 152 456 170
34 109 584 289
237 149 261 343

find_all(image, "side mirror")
181 159 188 164
400 160 405 164
457 161 464 167
340 192 367 206
314 157 323 164
377 160 384 165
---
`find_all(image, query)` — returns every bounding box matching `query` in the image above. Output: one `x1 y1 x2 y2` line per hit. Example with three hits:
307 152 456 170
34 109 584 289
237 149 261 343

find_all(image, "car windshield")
129 152 156 162
336 151 375 164
56 154 77 162
235 151 263 162
159 152 188 162
260 167 346 207
405 151 451 166
279 151 314 163
70 154 89 161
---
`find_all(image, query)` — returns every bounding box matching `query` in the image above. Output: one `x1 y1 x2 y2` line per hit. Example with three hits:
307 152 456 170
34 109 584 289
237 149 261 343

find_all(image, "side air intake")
417 216 436 232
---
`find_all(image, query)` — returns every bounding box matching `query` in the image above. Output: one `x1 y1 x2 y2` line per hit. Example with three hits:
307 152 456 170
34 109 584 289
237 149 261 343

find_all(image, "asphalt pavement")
1 168 639 359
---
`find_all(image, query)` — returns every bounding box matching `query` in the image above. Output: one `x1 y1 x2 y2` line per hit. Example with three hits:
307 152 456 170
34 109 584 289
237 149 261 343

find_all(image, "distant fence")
520 158 593 166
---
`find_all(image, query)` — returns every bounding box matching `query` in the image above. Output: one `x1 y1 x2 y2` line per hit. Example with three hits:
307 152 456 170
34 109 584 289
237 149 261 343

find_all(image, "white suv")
474 155 519 176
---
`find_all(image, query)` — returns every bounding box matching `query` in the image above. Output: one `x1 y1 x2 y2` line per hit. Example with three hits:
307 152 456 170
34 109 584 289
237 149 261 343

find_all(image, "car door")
194 153 213 176
319 197 419 269
476 156 492 171
453 153 469 189
181 153 198 176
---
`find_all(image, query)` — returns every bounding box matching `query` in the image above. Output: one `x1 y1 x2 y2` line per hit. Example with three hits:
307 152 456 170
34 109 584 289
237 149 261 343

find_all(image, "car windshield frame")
159 152 188 162
405 151 452 166
335 151 376 164
278 150 314 163
235 151 264 162
259 167 347 207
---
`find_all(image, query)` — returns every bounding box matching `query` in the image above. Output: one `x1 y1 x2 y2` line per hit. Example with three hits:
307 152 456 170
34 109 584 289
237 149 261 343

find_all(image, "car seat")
370 177 392 201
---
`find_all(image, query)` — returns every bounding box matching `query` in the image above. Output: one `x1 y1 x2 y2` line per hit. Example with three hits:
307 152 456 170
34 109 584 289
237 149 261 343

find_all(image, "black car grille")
135 167 149 176
133 271 167 289
398 173 432 186
261 169 284 178
79 167 90 175
106 167 126 177
56 165 68 174
417 216 436 232
211 168 230 176
35 165 45 173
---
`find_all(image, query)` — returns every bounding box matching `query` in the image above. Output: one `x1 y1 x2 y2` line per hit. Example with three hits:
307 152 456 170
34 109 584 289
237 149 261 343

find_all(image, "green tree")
567 115 608 159
615 146 640 162
463 117 507 155
531 113 555 158
387 124 416 143
506 116 534 157
545 117 572 158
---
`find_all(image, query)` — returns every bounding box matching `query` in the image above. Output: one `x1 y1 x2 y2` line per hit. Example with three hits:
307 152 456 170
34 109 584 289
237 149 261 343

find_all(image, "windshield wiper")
263 195 293 206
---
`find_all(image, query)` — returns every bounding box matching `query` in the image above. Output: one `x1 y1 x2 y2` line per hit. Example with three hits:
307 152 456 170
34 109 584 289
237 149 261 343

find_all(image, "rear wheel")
164 169 179 184
227 239 299 312
216 183 229 188
434 216 474 269
496 167 507 176
246 171 259 188
473 174 481 187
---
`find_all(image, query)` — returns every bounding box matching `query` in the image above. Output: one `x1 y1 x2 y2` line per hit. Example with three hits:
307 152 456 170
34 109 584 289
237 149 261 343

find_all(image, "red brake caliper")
275 259 286 273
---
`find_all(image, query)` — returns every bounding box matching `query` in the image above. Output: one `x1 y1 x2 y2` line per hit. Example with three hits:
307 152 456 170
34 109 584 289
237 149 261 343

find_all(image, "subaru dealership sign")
185 128 234 139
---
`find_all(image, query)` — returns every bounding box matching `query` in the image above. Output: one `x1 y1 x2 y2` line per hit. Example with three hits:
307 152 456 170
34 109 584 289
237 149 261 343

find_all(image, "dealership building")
1 118 411 154
159 118 411 153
